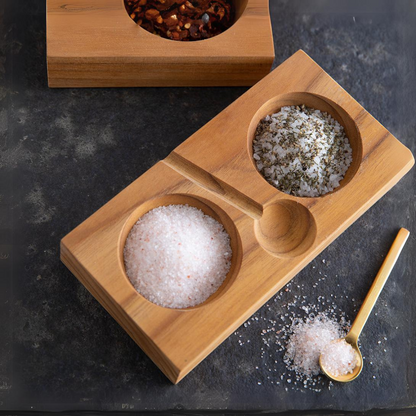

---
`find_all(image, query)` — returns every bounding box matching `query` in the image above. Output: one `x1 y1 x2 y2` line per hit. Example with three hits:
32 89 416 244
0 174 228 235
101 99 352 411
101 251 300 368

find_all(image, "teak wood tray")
46 0 275 88
61 51 414 383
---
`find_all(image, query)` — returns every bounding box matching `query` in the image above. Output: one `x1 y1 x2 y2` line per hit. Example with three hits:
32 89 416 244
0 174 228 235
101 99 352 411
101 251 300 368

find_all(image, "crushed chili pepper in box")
124 0 234 41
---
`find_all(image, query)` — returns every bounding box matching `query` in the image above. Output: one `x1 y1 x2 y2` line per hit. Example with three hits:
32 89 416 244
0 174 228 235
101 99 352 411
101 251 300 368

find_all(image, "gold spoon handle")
346 228 410 344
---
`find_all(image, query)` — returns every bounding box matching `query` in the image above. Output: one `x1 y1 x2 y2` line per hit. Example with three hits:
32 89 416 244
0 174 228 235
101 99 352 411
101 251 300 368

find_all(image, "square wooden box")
46 0 275 87
60 51 414 383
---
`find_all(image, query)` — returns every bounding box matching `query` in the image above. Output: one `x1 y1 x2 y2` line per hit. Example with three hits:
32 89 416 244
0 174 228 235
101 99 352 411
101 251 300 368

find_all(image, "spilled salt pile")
124 204 232 309
284 314 346 376
253 105 353 197
320 339 358 377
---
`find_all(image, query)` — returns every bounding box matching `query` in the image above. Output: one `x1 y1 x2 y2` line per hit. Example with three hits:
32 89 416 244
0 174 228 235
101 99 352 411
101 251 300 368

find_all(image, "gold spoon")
319 228 410 382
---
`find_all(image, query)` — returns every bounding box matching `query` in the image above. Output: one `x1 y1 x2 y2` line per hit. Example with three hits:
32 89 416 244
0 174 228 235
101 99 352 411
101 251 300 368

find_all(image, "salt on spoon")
319 228 410 382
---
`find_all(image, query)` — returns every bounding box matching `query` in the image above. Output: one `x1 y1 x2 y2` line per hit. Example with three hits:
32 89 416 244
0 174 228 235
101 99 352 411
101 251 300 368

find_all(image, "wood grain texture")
60 51 414 383
46 0 275 87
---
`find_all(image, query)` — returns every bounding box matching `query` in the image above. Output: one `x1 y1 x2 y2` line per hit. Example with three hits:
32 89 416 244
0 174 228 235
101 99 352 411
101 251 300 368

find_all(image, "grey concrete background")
0 0 415 413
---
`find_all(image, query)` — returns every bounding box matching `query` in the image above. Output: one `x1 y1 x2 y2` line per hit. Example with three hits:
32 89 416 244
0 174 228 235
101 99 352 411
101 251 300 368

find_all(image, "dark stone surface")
1 0 415 413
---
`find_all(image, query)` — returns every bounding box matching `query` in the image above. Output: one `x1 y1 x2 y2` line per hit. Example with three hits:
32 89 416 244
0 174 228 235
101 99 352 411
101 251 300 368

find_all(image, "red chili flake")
124 0 234 41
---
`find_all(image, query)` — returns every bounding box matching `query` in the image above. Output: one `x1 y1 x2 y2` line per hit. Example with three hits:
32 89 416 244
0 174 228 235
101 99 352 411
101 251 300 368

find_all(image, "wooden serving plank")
46 0 275 87
61 51 414 383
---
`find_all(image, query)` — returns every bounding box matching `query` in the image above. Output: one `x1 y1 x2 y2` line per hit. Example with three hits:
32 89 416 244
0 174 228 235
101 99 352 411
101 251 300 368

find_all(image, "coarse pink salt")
320 339 358 377
284 314 346 376
124 204 232 309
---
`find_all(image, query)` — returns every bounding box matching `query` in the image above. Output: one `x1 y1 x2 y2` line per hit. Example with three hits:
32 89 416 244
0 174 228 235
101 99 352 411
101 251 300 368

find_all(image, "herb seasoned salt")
253 105 353 197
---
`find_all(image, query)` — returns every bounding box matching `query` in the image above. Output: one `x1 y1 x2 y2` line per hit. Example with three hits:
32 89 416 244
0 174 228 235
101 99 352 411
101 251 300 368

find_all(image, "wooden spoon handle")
346 228 410 344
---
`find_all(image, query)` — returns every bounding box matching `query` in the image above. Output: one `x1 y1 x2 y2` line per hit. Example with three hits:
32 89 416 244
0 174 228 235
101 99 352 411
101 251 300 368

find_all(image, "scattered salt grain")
233 268 386 391
320 339 358 377
124 204 232 308
285 315 346 376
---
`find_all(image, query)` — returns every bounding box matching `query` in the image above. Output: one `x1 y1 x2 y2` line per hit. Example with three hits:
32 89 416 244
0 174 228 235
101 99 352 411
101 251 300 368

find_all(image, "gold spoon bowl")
319 338 362 383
